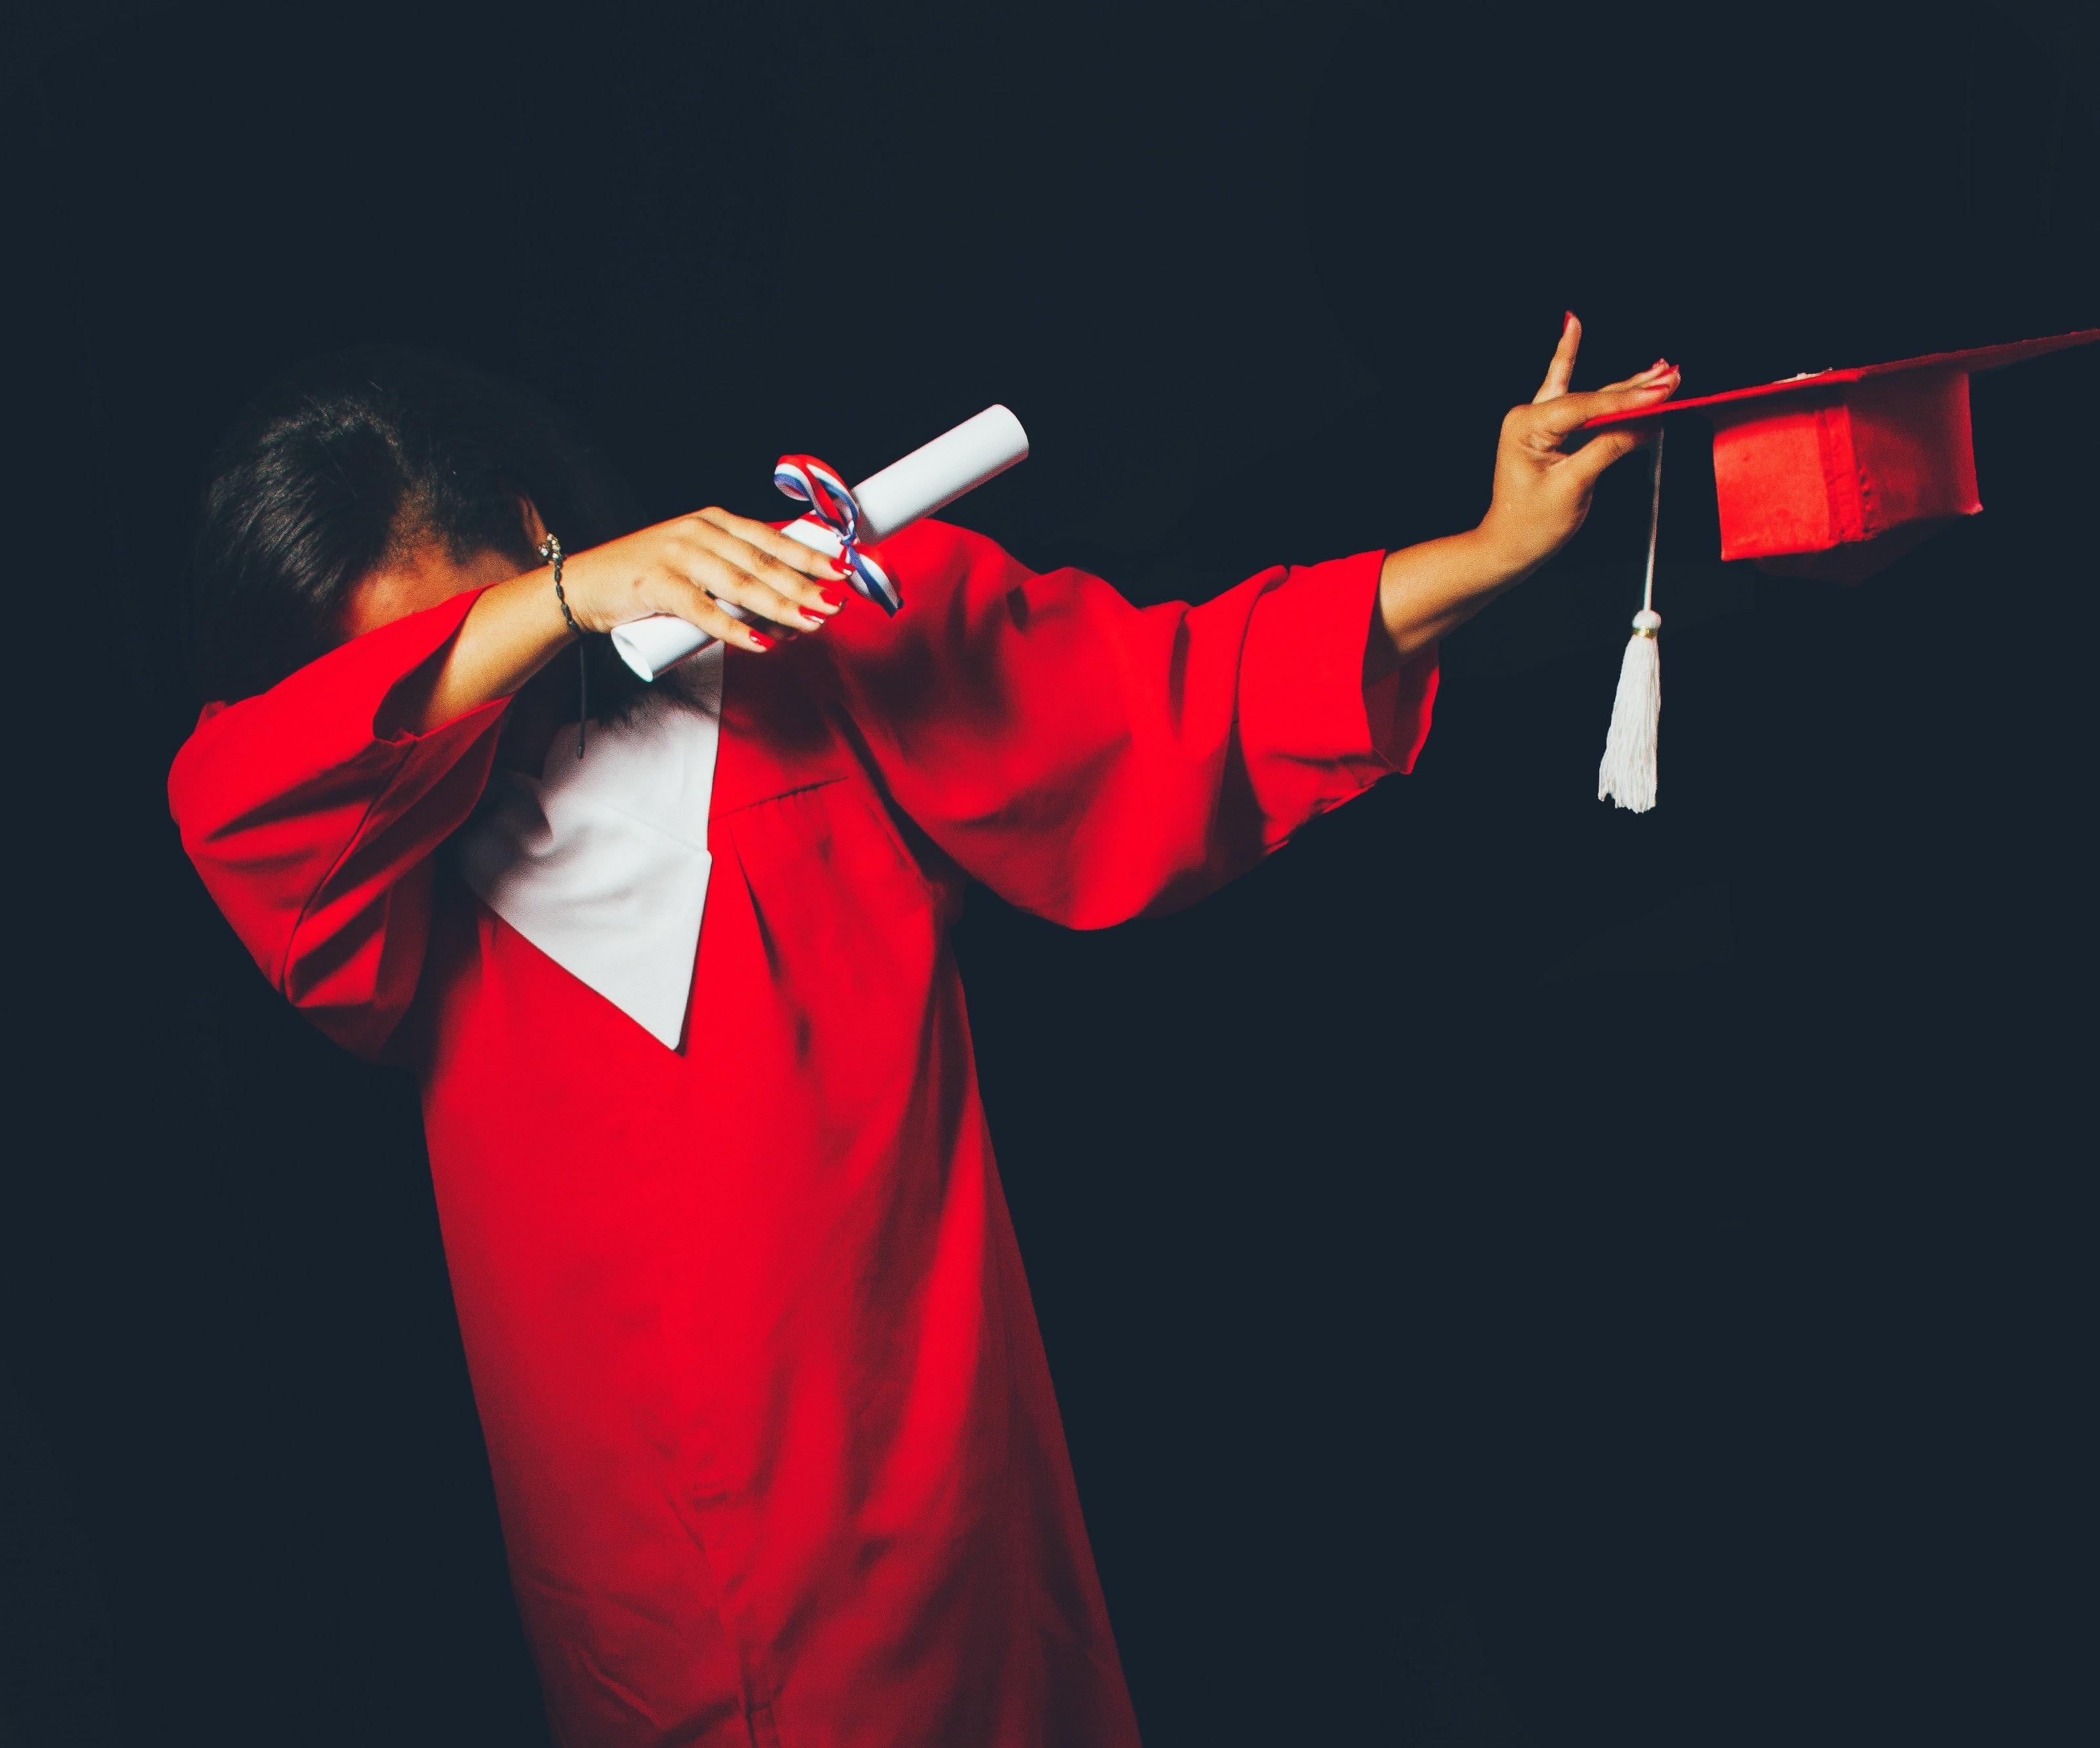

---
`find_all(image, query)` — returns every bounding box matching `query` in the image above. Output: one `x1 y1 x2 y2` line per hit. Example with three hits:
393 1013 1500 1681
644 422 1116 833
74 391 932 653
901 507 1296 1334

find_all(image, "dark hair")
190 345 648 706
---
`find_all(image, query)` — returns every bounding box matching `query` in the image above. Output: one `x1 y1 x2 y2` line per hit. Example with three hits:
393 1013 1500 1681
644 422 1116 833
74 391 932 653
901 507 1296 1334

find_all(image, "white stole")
453 643 724 1049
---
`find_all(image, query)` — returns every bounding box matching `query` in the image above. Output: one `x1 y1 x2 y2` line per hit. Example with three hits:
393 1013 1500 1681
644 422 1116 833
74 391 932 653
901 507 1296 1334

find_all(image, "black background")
6 3 2095 1744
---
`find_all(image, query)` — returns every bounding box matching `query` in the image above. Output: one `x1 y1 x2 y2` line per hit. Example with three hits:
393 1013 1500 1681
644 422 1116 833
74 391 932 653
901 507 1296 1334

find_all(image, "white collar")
453 642 724 1049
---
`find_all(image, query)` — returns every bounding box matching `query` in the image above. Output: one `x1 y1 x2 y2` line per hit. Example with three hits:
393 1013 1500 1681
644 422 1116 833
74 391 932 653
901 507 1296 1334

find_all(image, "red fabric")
169 521 1437 1748
1709 370 1981 580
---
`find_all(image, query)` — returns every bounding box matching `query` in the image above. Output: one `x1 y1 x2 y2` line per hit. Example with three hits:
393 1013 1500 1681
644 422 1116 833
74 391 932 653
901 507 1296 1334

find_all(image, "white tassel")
1597 428 1666 814
1597 608 1661 811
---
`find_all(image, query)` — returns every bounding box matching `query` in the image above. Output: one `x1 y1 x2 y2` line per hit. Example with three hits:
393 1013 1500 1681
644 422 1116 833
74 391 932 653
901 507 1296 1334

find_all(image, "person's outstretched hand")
1477 312 1679 573
1372 314 1679 669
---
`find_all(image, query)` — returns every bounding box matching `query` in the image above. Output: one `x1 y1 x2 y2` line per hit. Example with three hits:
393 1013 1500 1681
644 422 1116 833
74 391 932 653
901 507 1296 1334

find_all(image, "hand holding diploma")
374 505 847 736
556 509 849 652
379 407 1028 735
611 405 1031 680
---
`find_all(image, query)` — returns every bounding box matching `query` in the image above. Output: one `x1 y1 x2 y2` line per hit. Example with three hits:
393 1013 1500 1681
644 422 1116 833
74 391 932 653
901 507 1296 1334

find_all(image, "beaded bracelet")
541 533 587 759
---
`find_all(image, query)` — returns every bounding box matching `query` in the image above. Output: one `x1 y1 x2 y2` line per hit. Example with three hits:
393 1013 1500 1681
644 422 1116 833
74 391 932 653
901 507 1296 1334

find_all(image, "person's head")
190 346 646 704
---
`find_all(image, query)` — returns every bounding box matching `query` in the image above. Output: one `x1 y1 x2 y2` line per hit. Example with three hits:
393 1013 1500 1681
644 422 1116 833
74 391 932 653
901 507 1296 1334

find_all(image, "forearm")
373 507 856 736
384 564 575 736
1368 525 1534 679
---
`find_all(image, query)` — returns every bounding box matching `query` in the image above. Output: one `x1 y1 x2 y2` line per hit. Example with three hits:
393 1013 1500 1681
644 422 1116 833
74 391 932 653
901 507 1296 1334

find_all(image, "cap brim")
1585 327 2100 428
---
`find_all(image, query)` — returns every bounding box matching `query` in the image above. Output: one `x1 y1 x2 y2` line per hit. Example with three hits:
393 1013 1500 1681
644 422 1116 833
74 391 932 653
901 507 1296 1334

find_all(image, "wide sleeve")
816 520 1438 927
167 589 509 1060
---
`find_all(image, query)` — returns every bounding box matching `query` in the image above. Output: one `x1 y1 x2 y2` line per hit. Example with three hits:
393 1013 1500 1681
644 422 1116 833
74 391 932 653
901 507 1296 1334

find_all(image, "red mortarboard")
1586 329 2100 583
1587 327 2098 813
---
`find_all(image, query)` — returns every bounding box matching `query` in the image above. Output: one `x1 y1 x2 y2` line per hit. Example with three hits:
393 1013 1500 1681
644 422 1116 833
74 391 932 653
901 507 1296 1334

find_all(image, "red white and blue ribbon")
772 454 902 616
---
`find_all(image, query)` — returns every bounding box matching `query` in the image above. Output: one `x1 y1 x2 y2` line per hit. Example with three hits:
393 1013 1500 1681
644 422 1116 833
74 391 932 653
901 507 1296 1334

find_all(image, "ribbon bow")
772 455 902 616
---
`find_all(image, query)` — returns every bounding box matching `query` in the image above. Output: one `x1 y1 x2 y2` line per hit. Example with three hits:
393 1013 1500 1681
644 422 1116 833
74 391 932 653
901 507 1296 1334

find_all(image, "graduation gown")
168 521 1438 1747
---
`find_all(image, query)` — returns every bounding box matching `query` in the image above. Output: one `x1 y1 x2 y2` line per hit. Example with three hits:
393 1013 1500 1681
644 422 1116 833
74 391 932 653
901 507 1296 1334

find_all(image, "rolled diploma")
610 404 1030 682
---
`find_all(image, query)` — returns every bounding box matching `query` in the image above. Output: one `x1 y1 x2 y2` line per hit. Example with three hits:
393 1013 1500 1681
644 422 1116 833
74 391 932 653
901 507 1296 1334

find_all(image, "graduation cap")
1584 328 2100 812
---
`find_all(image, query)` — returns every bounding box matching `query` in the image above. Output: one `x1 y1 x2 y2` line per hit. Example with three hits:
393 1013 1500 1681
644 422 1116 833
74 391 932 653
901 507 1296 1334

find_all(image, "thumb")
1530 377 1679 440
1557 422 1653 489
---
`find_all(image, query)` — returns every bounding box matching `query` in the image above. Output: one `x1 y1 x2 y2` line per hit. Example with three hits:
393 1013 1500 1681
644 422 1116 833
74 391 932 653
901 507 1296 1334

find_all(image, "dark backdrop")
7 3 2095 1745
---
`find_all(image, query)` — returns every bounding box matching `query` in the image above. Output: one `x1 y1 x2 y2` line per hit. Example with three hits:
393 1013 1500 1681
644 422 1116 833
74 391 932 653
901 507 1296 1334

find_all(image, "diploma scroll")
610 405 1030 682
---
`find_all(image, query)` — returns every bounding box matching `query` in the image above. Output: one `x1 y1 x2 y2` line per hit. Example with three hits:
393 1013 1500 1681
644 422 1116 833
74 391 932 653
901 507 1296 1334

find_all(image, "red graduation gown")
168 521 1437 1747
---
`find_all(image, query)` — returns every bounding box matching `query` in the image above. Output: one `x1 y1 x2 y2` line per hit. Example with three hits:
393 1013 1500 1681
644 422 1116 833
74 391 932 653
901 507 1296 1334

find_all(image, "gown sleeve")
817 520 1439 927
167 589 509 1060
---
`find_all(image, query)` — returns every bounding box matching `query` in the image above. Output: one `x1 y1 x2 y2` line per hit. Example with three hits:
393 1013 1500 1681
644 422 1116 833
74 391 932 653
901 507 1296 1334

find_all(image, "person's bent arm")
382 506 853 735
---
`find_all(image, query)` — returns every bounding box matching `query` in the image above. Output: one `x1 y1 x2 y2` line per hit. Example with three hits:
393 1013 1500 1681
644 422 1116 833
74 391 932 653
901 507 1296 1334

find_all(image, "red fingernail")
748 631 775 650
799 608 826 626
818 589 844 608
1564 310 1577 333
828 554 851 575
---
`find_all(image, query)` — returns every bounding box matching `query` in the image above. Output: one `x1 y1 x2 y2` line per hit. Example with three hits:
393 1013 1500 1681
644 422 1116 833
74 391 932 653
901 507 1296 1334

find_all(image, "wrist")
543 535 589 644
1467 514 1549 590
552 547 623 636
